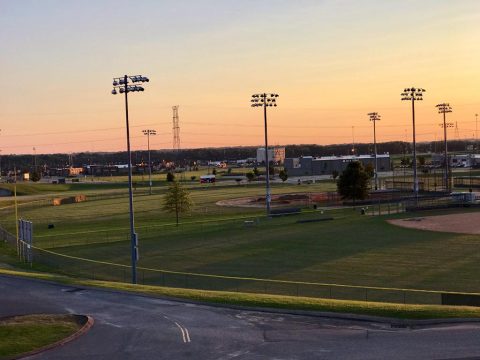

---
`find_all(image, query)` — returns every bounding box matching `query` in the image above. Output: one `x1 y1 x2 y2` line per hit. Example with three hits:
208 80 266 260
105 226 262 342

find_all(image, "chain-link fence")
22 243 449 305
1 223 472 306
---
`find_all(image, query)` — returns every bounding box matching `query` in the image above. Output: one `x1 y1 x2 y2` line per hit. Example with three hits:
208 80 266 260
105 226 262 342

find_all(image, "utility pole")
251 92 279 216
33 147 37 170
368 112 381 190
351 126 355 155
476 113 478 153
436 103 453 192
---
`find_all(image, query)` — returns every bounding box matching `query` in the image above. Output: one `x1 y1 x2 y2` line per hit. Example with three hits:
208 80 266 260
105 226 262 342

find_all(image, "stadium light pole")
436 103 453 192
476 113 478 153
251 93 278 216
368 112 381 190
142 129 156 195
111 74 149 284
0 129 2 180
401 87 425 204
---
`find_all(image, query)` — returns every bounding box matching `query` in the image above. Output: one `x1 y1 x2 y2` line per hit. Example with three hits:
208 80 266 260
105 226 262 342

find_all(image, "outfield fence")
2 222 476 306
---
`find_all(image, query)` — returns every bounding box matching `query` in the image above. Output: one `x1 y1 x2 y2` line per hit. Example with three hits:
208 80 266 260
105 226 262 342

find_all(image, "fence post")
365 288 368 301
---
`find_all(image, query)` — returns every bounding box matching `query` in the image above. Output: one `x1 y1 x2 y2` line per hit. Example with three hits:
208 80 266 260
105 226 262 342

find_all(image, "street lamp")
0 129 2 180
112 74 149 284
33 147 37 170
476 113 478 153
436 103 453 192
401 87 425 203
142 129 156 195
367 112 381 190
251 92 279 216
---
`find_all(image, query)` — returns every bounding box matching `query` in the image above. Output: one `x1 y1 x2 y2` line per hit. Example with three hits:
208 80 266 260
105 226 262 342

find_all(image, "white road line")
174 321 191 343
184 326 191 343
174 322 187 343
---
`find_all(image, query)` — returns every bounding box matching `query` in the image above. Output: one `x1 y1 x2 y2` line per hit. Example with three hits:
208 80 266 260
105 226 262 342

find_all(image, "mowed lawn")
62 213 480 293
2 182 480 294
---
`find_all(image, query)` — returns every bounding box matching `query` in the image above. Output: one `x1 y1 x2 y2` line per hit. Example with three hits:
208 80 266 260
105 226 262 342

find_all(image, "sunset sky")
0 0 479 155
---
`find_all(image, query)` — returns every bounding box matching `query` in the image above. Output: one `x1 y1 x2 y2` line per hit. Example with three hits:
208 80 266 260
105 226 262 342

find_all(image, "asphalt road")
2 275 480 360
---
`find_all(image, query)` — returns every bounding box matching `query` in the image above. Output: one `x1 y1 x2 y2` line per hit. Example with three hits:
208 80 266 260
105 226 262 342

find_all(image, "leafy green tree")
364 163 375 179
337 161 369 202
400 157 411 166
279 169 288 182
269 165 275 177
166 172 175 182
253 167 260 177
418 155 426 166
30 171 41 182
162 181 193 226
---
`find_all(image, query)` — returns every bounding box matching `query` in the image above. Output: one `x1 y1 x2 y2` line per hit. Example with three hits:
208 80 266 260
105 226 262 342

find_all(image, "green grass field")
0 314 81 358
1 179 480 304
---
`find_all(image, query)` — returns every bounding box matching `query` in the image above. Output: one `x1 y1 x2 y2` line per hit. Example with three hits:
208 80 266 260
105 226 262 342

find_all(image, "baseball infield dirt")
388 212 480 235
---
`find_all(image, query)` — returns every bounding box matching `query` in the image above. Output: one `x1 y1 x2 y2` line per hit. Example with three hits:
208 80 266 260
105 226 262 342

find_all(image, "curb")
7 314 94 360
2 272 480 327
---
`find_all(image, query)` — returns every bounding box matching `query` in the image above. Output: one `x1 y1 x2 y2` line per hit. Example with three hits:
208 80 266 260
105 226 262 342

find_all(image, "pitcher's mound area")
388 212 480 235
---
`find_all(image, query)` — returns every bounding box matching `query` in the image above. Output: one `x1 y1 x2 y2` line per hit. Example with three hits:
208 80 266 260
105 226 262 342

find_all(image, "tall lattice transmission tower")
172 105 180 151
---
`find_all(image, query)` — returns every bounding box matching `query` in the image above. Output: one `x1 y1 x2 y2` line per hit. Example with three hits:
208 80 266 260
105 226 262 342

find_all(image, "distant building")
256 147 286 164
48 167 83 177
83 164 131 176
284 154 391 176
431 153 480 168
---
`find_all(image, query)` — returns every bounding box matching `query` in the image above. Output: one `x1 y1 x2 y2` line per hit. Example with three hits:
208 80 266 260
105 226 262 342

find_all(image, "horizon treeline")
1 140 476 171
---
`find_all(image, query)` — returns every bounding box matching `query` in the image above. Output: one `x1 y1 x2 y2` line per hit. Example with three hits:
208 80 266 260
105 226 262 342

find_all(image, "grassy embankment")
2 268 480 321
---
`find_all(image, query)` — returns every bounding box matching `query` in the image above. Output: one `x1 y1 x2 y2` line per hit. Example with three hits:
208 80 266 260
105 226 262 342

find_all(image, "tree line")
1 139 476 171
